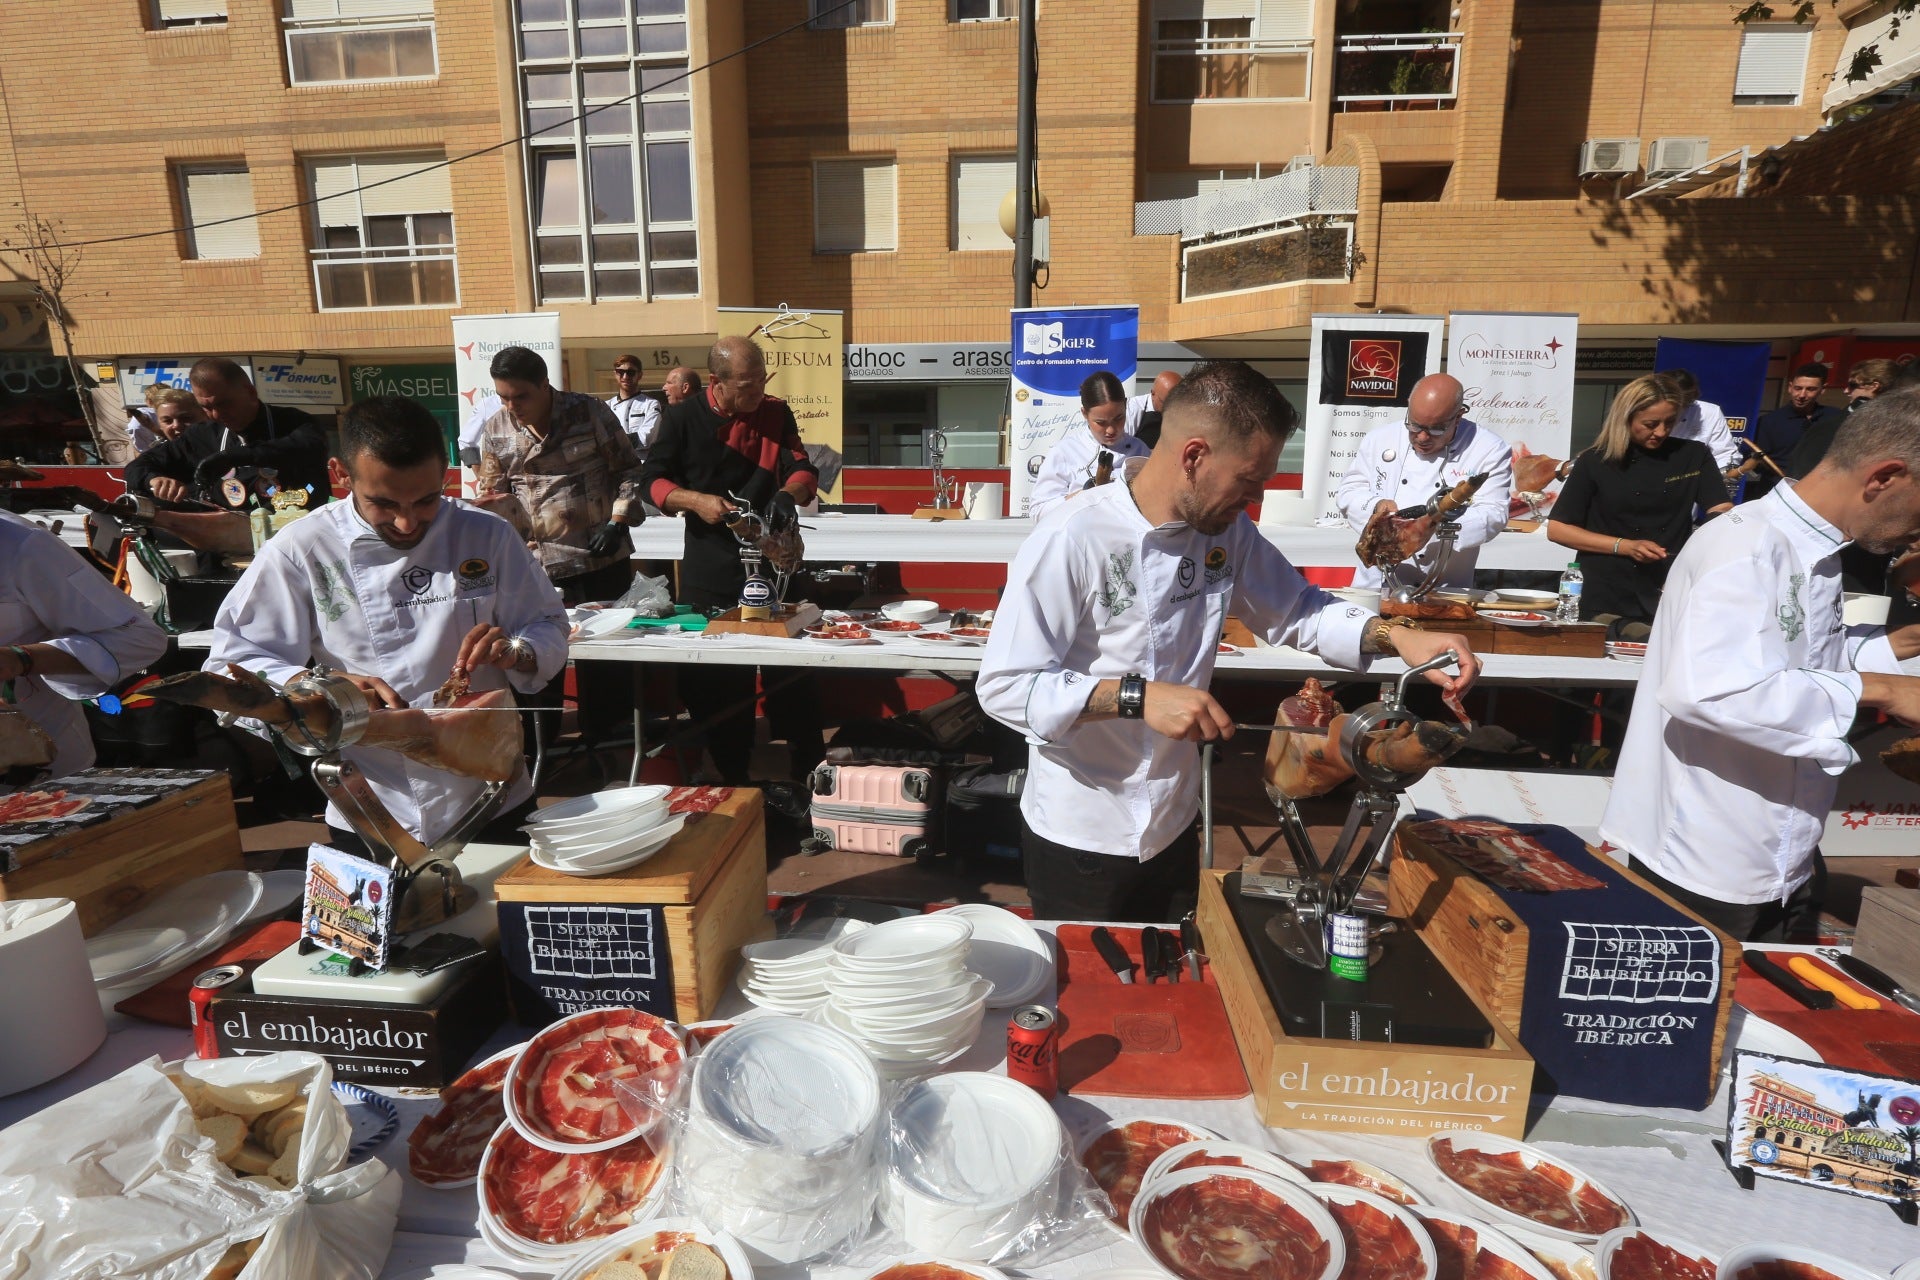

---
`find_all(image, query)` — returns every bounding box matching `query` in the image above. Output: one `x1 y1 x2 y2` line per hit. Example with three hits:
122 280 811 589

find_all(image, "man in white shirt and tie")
979 361 1479 922
1601 391 1920 940
606 354 662 460
1335 373 1513 593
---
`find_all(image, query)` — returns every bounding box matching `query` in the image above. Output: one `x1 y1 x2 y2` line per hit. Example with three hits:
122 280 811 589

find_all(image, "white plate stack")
821 915 991 1079
523 785 687 877
736 921 871 1014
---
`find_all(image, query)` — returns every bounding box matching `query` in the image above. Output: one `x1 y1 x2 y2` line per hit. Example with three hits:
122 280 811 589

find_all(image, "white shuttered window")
284 0 436 85
1733 25 1811 104
180 168 261 260
953 156 1014 251
815 159 896 254
156 0 227 27
307 155 457 309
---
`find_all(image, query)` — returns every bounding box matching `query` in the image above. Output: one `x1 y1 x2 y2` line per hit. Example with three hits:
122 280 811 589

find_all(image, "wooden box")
1198 870 1536 1138
1412 616 1608 657
1388 826 1741 1090
705 603 822 638
0 772 244 935
493 787 770 1026
1854 887 1920 995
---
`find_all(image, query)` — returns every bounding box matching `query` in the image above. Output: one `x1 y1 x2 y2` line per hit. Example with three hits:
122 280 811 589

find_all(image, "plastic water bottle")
1556 562 1584 623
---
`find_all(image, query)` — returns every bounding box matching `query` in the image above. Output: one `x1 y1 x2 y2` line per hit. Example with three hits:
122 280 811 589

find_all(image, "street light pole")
1013 0 1037 308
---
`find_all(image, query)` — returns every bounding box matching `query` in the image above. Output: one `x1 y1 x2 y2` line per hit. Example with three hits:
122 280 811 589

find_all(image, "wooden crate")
1388 825 1742 1092
494 787 770 1025
705 603 822 638
1854 887 1920 995
1409 616 1607 657
1197 870 1536 1139
0 773 244 935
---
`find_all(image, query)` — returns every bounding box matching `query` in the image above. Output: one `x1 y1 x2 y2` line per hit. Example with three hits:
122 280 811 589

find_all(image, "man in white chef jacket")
1335 373 1514 593
1601 391 1920 941
0 513 167 778
979 361 1481 923
1659 368 1741 472
211 395 569 849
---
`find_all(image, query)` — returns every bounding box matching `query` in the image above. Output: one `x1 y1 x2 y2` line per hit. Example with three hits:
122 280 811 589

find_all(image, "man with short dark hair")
123 357 329 507
978 361 1480 922
209 395 568 847
1749 363 1841 498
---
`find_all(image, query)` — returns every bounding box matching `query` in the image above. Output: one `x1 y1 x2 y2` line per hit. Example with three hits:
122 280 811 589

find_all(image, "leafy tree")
1733 2 1917 85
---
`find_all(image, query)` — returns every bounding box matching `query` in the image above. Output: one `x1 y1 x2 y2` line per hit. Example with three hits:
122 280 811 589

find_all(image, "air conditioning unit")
1646 136 1711 178
1578 138 1641 176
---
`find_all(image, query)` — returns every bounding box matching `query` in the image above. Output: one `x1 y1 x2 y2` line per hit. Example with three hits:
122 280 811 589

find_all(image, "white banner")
1008 306 1138 517
252 355 345 407
1447 312 1578 461
1266 314 1444 527
452 312 564 419
115 356 255 407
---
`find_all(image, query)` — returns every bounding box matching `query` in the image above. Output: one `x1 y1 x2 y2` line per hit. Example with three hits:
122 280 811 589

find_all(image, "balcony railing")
1334 32 1462 110
312 243 458 311
1151 37 1313 103
1134 166 1359 241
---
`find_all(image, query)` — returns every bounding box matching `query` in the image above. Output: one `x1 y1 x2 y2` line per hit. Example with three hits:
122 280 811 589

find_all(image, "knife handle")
1748 952 1835 1011
1141 927 1165 983
1090 927 1135 982
1834 952 1910 1002
1181 918 1205 981
1787 955 1880 1011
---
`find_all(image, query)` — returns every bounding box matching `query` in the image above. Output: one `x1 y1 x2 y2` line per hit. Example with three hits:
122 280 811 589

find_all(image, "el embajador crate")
0 770 243 934
492 787 771 1026
1198 870 1536 1139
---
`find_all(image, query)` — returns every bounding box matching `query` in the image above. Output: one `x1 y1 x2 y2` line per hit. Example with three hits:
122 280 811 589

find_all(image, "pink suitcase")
809 763 937 858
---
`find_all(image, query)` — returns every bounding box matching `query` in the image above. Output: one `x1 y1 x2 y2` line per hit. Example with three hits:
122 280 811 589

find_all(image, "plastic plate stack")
678 1017 884 1265
820 915 991 1079
523 785 687 877
736 920 871 1014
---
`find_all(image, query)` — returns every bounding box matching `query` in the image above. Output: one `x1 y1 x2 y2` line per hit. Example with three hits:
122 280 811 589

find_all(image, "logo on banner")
1021 322 1095 355
1346 340 1403 398
1457 332 1567 370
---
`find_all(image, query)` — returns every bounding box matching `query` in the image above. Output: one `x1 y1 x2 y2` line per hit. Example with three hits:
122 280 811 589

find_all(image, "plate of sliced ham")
1425 1132 1633 1245
409 1043 526 1188
505 1007 686 1153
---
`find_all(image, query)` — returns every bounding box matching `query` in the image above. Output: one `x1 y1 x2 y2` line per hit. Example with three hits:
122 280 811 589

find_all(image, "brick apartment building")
0 0 1912 467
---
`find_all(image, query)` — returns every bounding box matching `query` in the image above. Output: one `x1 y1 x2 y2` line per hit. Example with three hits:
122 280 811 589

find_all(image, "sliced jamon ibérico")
1611 1233 1713 1280
1422 1218 1478 1280
1305 1159 1418 1206
1430 1139 1626 1235
1141 1173 1333 1280
482 1127 664 1245
514 1007 684 1146
1320 1197 1426 1280
1084 1120 1213 1225
408 1051 515 1186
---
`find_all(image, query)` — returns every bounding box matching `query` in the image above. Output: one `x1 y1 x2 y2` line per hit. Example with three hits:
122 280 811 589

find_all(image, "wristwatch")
502 637 534 670
1117 672 1146 720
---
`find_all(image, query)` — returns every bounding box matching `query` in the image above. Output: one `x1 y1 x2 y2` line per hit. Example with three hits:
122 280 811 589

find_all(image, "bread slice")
196 1115 246 1164
201 1078 303 1119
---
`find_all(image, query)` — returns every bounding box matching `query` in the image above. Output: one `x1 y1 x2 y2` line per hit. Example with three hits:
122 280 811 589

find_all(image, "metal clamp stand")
1220 650 1459 970
926 429 958 510
1388 523 1460 605
727 499 788 608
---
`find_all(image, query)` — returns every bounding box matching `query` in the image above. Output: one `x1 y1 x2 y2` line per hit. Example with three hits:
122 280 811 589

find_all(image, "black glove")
194 448 262 500
769 490 800 535
586 520 630 559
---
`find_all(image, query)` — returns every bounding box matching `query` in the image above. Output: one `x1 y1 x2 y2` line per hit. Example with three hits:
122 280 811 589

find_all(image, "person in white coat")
211 395 569 849
980 361 1480 922
0 512 167 778
1335 373 1514 592
606 354 662 458
1123 369 1182 437
1658 368 1740 471
1028 372 1152 519
1600 390 1920 941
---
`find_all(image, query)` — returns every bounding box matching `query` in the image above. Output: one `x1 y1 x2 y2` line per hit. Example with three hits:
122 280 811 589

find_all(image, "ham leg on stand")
1355 473 1489 572
1263 678 1465 802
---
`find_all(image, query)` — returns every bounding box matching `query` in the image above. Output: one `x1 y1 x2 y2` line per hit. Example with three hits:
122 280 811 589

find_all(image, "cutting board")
116 920 302 1027
1734 955 1920 1078
1054 925 1249 1100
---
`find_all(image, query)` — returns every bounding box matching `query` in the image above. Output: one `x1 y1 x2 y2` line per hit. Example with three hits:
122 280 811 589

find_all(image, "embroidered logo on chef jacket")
1203 546 1232 585
1098 551 1137 618
1779 572 1806 642
401 566 436 597
1177 557 1196 588
311 558 358 624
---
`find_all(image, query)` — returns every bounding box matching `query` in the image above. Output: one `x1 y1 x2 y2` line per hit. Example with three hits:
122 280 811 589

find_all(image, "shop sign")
253 355 345 407
844 343 1013 382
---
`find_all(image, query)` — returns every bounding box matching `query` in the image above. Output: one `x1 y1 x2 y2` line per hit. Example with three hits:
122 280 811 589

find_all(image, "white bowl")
1302 1184 1436 1280
833 915 974 964
1410 1206 1557 1280
837 977 991 1023
524 802 675 846
742 937 844 969
884 599 941 623
1130 1166 1344 1280
526 785 674 827
1294 1151 1423 1205
942 904 1053 1009
1425 1132 1633 1244
553 1216 755 1280
530 815 689 876
1597 1226 1716 1280
1139 1140 1307 1194
1717 1244 1887 1280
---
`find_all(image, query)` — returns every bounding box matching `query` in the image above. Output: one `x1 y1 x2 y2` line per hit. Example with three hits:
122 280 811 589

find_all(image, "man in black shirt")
123 358 329 508
1748 363 1841 499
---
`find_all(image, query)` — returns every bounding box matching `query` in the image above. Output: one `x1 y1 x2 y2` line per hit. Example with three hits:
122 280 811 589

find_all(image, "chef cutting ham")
979 361 1479 924
1336 373 1514 592
206 395 569 850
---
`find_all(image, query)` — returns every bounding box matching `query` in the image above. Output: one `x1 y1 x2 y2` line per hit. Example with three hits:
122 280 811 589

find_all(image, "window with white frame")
951 0 1010 20
1733 25 1811 105
952 155 1014 251
178 166 261 260
815 159 897 254
154 0 227 28
284 1 436 85
810 0 889 30
307 155 457 309
516 0 698 304
1152 0 1312 102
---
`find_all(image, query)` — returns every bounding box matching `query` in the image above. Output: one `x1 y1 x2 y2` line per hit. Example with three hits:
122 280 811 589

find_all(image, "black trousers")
533 559 637 748
676 665 824 785
1628 853 1825 943
1021 818 1200 923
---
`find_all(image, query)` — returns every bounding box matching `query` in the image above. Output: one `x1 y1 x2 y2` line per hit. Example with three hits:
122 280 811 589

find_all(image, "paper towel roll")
0 898 107 1096
963 482 1005 521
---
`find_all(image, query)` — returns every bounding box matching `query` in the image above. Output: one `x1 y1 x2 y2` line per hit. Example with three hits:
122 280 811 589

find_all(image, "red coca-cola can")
1006 1004 1058 1099
189 965 246 1059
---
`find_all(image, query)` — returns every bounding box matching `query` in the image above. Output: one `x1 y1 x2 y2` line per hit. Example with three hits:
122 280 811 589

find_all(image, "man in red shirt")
641 336 822 784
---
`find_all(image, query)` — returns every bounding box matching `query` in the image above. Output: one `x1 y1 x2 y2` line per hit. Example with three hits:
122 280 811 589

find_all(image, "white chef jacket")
1673 399 1739 470
979 460 1375 860
0 512 167 778
1027 425 1152 520
1123 391 1154 437
1600 483 1904 906
210 497 568 845
607 394 661 456
1334 418 1514 591
458 394 502 454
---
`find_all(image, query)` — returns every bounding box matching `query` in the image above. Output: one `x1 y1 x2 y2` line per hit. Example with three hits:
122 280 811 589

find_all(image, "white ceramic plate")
575 608 637 639
244 869 306 926
883 600 941 623
1595 1225 1716 1280
941 904 1051 1008
1410 1206 1557 1280
526 785 673 827
1425 1131 1634 1244
1294 1151 1423 1205
1495 589 1560 605
804 634 880 647
1483 609 1554 628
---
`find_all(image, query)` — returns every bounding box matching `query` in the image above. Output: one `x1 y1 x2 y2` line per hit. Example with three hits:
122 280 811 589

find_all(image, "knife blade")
1231 723 1332 735
1825 949 1920 1015
1142 927 1168 984
1181 917 1205 983
1748 951 1835 1011
1090 927 1135 985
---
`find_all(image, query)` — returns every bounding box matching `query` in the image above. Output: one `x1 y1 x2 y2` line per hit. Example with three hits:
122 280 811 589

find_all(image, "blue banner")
1009 306 1138 516
1653 337 1770 440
